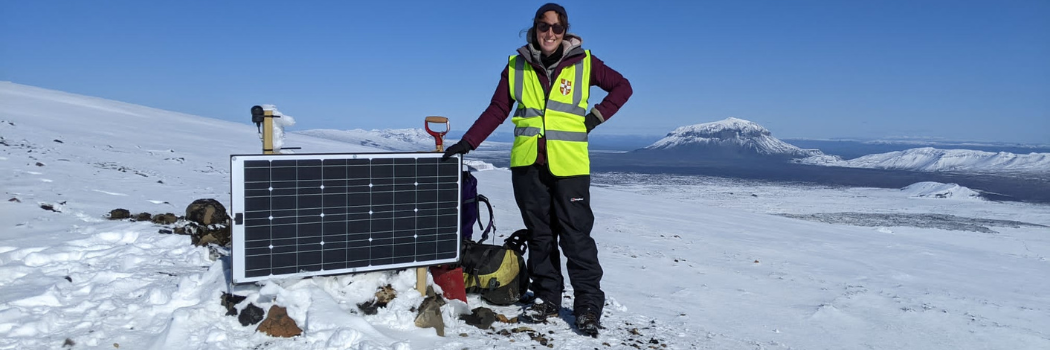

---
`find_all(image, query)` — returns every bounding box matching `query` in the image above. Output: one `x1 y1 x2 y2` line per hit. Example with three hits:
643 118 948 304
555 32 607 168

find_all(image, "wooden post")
262 109 275 155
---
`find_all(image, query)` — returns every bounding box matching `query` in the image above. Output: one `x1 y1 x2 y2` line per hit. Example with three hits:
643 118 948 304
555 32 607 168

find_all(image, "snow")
2 81 1049 349
798 147 1050 174
641 117 822 157
295 128 440 153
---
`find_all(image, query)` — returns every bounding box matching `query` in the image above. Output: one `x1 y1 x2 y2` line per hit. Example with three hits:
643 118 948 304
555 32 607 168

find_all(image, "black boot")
575 312 600 337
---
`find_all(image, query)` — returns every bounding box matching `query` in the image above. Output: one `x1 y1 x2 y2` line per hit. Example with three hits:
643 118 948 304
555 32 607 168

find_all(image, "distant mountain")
797 147 1050 174
632 118 823 159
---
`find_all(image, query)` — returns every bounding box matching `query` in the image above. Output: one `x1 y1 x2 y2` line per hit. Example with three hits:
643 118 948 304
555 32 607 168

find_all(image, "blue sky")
2 0 1048 144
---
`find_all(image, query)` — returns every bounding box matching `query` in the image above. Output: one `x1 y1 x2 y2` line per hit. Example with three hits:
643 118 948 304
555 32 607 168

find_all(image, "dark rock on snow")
357 285 397 315
151 213 177 225
108 209 131 220
460 307 497 329
221 292 247 316
239 303 265 326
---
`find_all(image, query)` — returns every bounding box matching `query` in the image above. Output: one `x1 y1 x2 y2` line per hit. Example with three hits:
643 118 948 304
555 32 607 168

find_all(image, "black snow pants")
511 163 605 318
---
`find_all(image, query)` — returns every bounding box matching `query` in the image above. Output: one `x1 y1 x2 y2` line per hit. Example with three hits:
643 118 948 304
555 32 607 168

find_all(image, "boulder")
256 305 301 337
185 199 230 226
108 209 131 220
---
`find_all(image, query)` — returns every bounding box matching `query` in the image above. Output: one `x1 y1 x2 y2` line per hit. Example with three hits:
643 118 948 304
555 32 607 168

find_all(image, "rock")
134 212 152 222
414 286 446 336
497 311 518 323
375 285 397 304
62 338 74 347
221 292 247 316
529 332 550 346
459 307 497 329
239 303 265 326
108 209 131 220
185 222 232 247
356 285 397 315
511 326 534 333
357 301 380 315
183 199 231 246
256 305 301 337
185 199 230 226
151 213 177 225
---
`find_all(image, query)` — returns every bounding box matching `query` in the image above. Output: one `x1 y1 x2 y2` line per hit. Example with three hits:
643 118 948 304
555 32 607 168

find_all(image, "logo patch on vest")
559 79 573 96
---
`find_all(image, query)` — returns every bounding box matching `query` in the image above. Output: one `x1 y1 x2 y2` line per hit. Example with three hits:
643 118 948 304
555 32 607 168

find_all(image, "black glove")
442 140 472 160
585 112 602 133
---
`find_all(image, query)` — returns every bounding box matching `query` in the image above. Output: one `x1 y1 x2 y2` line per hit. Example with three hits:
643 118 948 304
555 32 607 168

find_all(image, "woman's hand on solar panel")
442 140 472 160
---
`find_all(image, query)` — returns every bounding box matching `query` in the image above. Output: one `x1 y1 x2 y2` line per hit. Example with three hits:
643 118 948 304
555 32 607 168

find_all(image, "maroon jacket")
461 40 633 164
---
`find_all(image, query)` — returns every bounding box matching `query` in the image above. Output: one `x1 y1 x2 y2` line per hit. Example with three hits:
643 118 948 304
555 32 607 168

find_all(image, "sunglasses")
535 22 565 35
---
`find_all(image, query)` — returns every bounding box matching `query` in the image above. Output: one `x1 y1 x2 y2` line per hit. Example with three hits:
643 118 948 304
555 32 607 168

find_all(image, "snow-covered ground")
2 81 1049 349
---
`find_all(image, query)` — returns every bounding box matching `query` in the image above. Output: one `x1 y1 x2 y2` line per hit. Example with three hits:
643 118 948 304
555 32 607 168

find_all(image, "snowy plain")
1 81 1049 349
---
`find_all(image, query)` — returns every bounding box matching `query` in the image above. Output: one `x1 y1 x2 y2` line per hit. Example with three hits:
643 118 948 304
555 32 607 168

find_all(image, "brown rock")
414 286 446 336
151 213 178 225
256 305 302 338
108 209 131 220
185 199 229 226
375 285 396 304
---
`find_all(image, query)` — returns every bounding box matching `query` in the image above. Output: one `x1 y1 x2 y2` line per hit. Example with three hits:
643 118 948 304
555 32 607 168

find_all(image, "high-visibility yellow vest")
507 50 592 176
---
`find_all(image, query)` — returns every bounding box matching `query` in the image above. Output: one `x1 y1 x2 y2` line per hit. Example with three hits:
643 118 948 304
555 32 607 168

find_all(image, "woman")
443 3 632 336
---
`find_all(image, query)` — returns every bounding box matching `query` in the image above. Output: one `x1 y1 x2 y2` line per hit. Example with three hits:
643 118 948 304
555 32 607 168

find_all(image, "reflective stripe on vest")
507 50 592 176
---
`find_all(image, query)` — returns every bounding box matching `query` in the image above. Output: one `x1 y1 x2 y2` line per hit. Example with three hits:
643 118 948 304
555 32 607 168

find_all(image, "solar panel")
229 152 461 283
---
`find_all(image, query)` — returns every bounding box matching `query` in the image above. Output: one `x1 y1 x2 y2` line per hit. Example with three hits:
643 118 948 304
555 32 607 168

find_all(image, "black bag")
460 229 530 305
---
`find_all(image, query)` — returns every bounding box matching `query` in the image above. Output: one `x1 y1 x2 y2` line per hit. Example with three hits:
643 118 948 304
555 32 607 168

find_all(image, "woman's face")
536 11 564 56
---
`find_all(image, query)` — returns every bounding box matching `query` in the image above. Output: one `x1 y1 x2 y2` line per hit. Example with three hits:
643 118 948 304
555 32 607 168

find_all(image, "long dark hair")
520 10 570 44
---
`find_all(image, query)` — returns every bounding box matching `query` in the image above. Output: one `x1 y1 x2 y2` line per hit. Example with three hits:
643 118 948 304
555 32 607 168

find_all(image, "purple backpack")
461 171 494 243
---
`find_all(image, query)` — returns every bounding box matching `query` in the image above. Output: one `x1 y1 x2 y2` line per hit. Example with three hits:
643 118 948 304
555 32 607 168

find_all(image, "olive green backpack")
460 229 530 305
